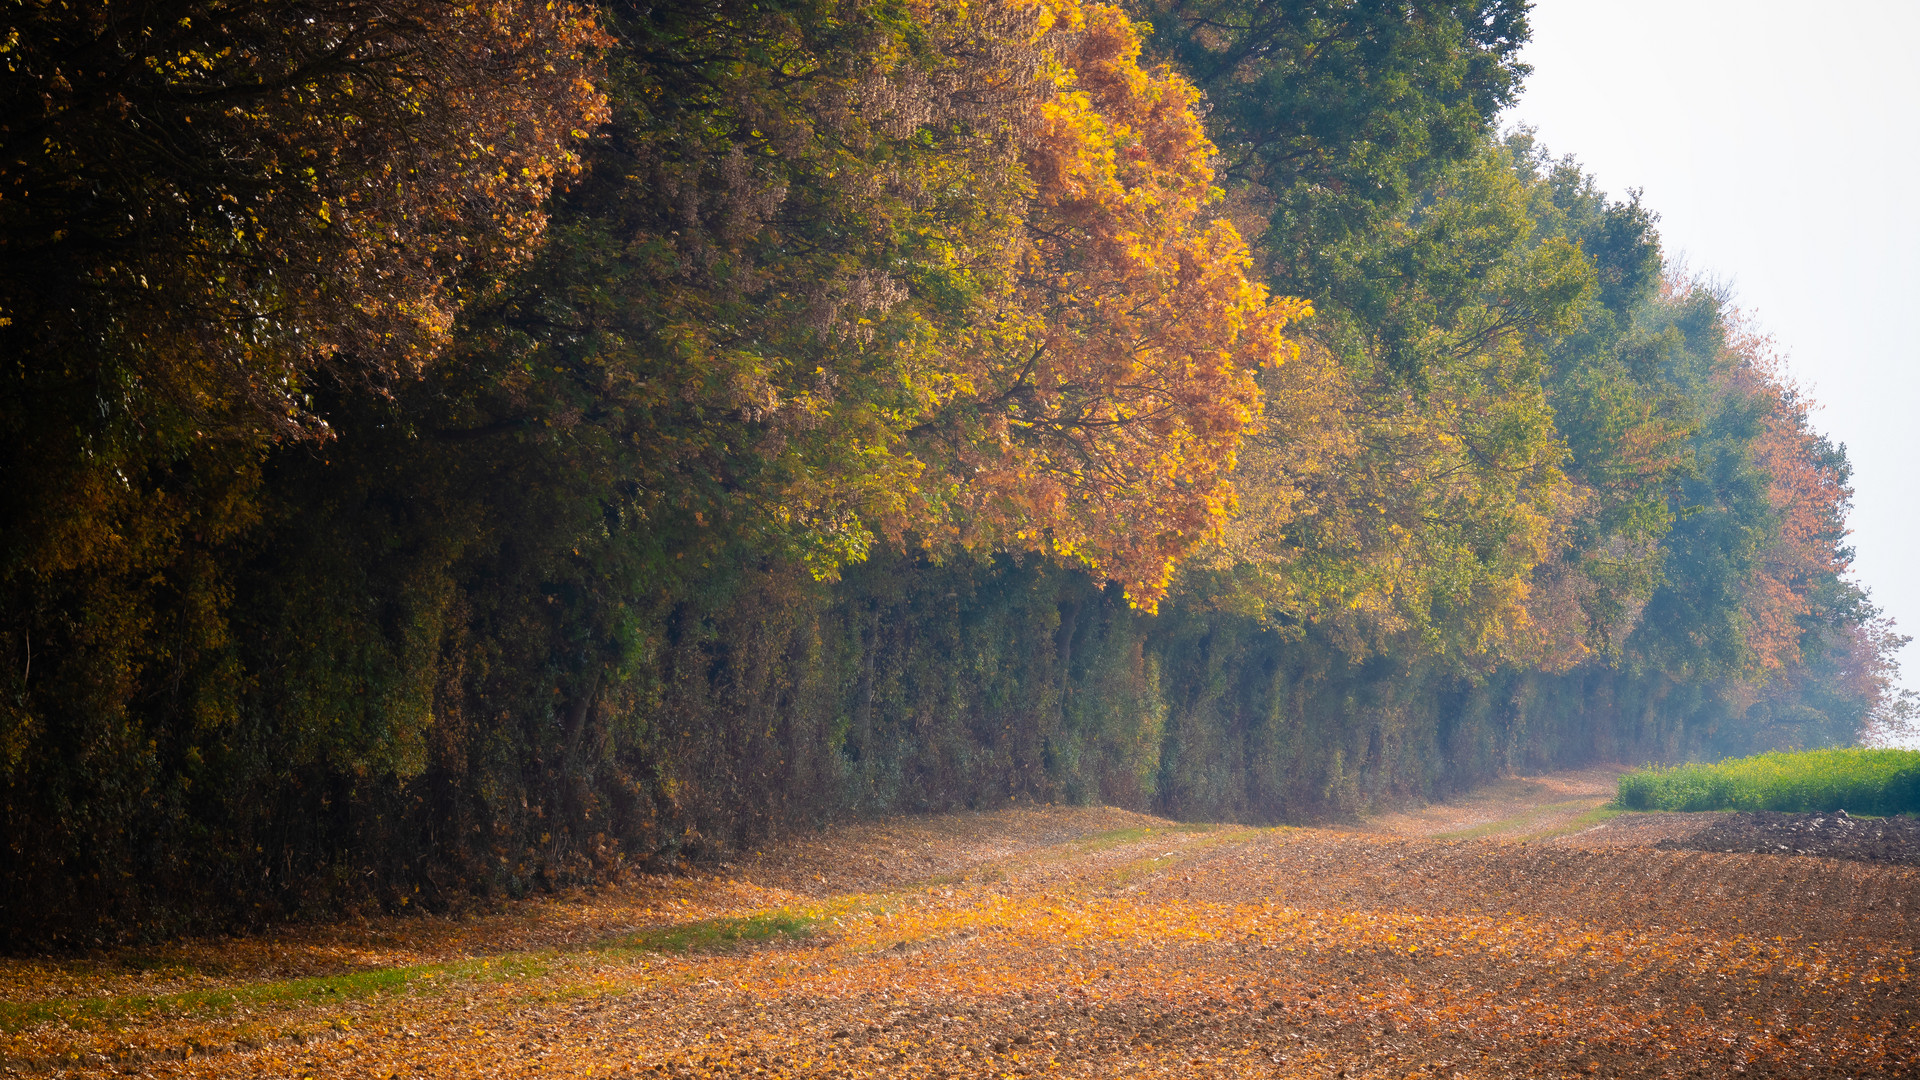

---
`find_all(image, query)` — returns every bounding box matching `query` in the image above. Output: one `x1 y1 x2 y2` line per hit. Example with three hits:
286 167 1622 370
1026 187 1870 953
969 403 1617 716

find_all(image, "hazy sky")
1504 1 1920 700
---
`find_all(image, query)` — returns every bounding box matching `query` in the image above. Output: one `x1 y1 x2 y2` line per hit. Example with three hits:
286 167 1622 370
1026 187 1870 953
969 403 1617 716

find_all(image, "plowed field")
4 781 1916 1079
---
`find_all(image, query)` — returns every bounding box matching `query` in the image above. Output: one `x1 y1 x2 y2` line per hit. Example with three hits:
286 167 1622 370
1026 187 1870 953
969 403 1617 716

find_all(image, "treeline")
0 0 1895 946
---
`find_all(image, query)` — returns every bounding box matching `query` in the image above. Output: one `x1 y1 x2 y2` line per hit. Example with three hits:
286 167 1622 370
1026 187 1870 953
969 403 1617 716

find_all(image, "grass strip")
0 911 823 1035
1529 805 1625 839
1062 823 1222 854
604 912 818 954
1103 826 1264 886
0 954 546 1034
1615 748 1920 814
925 823 1226 887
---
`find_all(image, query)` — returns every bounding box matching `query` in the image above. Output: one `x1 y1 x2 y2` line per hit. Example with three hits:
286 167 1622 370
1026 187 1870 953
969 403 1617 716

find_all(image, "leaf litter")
1 800 1914 1078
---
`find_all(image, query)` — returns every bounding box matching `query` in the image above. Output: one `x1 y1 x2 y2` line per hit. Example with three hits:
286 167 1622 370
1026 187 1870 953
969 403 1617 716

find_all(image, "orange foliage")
916 1 1307 606
570 0 1302 605
1723 324 1852 675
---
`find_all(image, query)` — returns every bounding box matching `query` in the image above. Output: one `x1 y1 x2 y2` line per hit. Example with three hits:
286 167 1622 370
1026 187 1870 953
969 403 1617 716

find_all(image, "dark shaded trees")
0 0 608 944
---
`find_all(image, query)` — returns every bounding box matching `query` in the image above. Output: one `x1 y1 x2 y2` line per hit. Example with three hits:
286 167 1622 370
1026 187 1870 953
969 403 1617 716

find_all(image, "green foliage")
1615 749 1920 815
1203 136 1603 671
1132 0 1531 289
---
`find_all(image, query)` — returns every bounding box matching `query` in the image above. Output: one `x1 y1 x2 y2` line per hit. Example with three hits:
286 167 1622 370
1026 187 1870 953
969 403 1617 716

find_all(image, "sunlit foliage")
485 0 1302 601
1192 138 1598 670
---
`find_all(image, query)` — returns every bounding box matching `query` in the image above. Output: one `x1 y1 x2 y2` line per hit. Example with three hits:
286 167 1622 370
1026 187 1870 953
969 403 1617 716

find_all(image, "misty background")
1506 0 1920 735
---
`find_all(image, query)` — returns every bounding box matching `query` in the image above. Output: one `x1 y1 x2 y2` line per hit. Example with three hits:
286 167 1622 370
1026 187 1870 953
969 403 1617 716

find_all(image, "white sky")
1505 1 1920 709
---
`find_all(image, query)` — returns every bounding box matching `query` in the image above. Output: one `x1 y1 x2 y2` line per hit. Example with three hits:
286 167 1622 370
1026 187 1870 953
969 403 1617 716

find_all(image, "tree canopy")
0 0 1896 947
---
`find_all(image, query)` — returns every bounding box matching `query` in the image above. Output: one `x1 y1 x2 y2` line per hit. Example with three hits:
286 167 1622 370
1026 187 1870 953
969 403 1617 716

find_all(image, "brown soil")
1654 809 1920 865
1554 810 1721 849
3 781 1915 1080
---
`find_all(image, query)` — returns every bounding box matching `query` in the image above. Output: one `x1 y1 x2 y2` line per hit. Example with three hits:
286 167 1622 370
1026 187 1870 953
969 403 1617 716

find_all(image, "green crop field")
1615 748 1920 815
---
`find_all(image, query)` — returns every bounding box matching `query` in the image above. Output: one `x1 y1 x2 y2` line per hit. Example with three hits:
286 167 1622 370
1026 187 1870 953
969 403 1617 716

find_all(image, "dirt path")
1356 765 1630 841
4 784 1916 1079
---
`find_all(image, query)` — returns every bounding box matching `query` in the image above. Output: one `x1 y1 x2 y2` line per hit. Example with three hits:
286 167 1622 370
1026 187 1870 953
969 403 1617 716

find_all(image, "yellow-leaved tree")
539 0 1306 606
899 0 1309 606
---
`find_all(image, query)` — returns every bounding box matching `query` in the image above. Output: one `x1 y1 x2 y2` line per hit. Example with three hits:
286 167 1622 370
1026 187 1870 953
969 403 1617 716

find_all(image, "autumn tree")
0 1 606 436
0 0 1901 947
469 0 1299 603
912 1 1309 601
1731 333 1857 677
1122 5 1614 668
0 0 1303 941
1674 307 1875 750
0 0 607 628
1187 136 1596 671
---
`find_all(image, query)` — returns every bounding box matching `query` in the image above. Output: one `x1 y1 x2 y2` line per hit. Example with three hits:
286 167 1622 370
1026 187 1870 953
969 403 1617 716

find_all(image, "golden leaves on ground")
4 804 1915 1078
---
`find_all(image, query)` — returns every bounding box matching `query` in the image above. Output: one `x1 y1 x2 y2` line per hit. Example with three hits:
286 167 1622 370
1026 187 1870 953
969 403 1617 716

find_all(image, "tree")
0 0 607 440
0 0 606 943
914 0 1310 601
468 0 1299 603
1128 0 1530 306
1190 135 1596 671
0 0 609 687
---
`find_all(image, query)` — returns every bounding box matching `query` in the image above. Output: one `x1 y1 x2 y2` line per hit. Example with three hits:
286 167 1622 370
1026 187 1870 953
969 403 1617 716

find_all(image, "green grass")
607 912 817 953
1550 805 1625 835
1615 748 1920 814
0 954 547 1033
1060 823 1220 856
0 911 821 1035
923 824 1224 887
1102 826 1263 886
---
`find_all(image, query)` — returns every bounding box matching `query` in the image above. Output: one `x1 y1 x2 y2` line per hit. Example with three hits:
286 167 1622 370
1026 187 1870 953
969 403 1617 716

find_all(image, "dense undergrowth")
1616 749 1920 815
